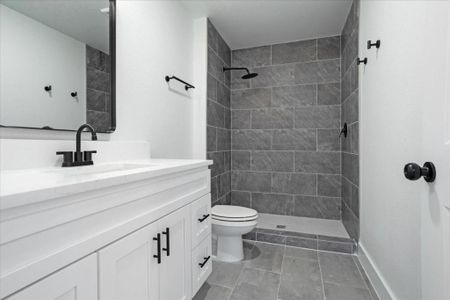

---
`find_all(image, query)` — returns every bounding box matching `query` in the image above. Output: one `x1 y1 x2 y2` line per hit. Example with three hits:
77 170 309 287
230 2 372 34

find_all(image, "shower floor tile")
193 241 378 300
257 213 350 238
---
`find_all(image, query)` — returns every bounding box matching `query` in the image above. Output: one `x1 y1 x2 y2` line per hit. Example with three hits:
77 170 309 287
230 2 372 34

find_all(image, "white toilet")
211 205 258 262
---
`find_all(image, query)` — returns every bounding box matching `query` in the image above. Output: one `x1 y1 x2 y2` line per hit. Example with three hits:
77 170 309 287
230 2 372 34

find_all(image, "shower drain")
276 224 286 229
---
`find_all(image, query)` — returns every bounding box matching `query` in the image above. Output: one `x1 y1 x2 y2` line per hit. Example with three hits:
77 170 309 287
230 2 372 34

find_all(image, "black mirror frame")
0 0 117 133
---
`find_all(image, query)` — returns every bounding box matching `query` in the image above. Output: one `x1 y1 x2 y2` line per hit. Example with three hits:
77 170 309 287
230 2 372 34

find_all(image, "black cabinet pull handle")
199 256 211 268
162 227 170 256
198 214 210 223
153 233 161 264
404 162 436 183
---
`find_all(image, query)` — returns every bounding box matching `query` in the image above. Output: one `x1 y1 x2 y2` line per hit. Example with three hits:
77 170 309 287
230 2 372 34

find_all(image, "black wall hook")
357 57 368 65
71 92 78 97
44 85 52 92
367 40 381 49
339 123 348 138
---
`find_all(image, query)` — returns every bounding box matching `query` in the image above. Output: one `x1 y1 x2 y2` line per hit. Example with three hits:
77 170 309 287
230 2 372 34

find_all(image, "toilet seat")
212 205 258 222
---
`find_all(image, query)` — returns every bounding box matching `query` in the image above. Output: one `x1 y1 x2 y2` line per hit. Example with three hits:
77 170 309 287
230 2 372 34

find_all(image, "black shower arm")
223 67 250 73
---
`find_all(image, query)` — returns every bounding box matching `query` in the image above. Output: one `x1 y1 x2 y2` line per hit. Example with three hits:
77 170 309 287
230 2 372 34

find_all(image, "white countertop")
0 159 212 210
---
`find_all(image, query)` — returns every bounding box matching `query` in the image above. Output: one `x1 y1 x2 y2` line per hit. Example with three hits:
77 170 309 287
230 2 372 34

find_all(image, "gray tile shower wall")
207 20 232 206
341 0 360 240
86 45 111 132
230 36 342 220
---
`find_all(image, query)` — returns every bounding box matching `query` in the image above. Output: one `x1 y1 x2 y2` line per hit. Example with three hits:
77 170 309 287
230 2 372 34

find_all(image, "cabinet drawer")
191 194 211 248
191 234 212 296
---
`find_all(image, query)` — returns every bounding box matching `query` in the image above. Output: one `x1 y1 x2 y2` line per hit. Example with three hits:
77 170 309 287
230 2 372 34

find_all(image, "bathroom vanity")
0 159 212 299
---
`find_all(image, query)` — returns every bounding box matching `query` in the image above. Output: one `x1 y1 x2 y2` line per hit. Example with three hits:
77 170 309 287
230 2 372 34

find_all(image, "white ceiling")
181 0 352 50
1 0 110 53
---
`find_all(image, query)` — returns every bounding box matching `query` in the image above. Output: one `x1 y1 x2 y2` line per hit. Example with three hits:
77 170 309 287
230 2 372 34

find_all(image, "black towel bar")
165 75 195 90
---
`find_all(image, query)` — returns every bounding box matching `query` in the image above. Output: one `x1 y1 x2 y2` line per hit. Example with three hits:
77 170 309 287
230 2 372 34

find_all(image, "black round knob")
404 163 422 180
404 162 436 182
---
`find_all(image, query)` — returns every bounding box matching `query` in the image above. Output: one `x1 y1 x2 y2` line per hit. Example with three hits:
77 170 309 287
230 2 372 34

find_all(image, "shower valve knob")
403 162 436 183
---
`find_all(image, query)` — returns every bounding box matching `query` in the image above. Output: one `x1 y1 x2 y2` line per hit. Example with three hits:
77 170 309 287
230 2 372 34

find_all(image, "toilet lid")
212 205 258 220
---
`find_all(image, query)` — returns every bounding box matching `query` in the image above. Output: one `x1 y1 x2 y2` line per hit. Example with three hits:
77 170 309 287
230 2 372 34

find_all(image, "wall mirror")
0 0 116 133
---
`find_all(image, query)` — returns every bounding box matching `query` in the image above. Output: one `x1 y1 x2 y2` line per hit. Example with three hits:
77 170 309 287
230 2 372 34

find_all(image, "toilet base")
216 235 244 262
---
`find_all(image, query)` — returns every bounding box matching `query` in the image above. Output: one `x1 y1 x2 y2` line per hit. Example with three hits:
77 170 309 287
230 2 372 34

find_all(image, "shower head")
241 72 258 80
223 67 258 80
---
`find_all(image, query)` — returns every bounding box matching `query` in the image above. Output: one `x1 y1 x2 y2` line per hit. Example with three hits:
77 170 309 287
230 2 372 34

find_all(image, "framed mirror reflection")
0 0 116 133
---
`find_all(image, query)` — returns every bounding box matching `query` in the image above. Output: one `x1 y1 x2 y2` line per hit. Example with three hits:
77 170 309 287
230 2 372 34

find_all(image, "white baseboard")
358 242 396 300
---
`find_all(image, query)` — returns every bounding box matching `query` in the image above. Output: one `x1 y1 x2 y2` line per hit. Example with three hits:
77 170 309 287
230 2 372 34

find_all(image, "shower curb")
243 227 357 254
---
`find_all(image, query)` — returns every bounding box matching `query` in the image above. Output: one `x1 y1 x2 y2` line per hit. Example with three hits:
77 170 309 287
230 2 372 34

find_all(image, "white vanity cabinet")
0 161 212 300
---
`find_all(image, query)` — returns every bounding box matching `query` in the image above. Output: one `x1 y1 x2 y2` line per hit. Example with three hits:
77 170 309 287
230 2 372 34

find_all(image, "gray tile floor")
194 241 378 300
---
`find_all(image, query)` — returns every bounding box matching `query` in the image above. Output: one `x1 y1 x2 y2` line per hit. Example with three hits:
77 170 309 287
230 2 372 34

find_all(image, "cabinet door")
8 254 97 300
98 223 160 300
158 206 191 300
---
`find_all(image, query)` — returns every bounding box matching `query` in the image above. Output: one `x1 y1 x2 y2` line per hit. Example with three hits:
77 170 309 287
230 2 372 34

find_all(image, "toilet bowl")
212 205 258 262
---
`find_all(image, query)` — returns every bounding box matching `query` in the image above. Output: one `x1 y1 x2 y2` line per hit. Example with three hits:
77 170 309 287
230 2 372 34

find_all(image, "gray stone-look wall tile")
252 64 295 87
294 106 340 129
208 47 224 83
230 191 251 208
208 152 225 177
251 108 294 129
318 36 341 60
252 151 294 172
272 173 316 195
295 152 340 174
217 82 230 108
231 110 251 129
231 171 272 192
87 89 106 111
231 88 271 109
341 61 358 102
272 84 316 107
86 110 110 132
217 128 231 151
272 129 317 151
207 20 232 206
232 151 251 170
293 196 341 219
207 74 217 101
232 130 272 150
232 46 271 67
318 83 341 105
207 126 217 152
252 193 294 215
343 196 360 240
87 67 110 92
272 39 317 64
294 59 340 84
318 129 341 151
342 91 359 125
218 34 231 66
207 100 224 127
318 174 342 197
207 20 219 53
342 152 359 186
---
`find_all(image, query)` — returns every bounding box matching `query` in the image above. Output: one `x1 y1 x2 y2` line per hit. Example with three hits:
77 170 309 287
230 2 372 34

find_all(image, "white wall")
0 1 208 162
359 1 439 299
0 4 86 130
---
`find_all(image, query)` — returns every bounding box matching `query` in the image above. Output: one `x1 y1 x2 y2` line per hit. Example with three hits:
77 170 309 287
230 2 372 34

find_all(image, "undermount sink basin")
47 163 155 176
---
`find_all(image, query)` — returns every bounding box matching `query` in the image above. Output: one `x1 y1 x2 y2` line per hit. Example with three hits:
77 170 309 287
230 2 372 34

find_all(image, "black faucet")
56 124 98 167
